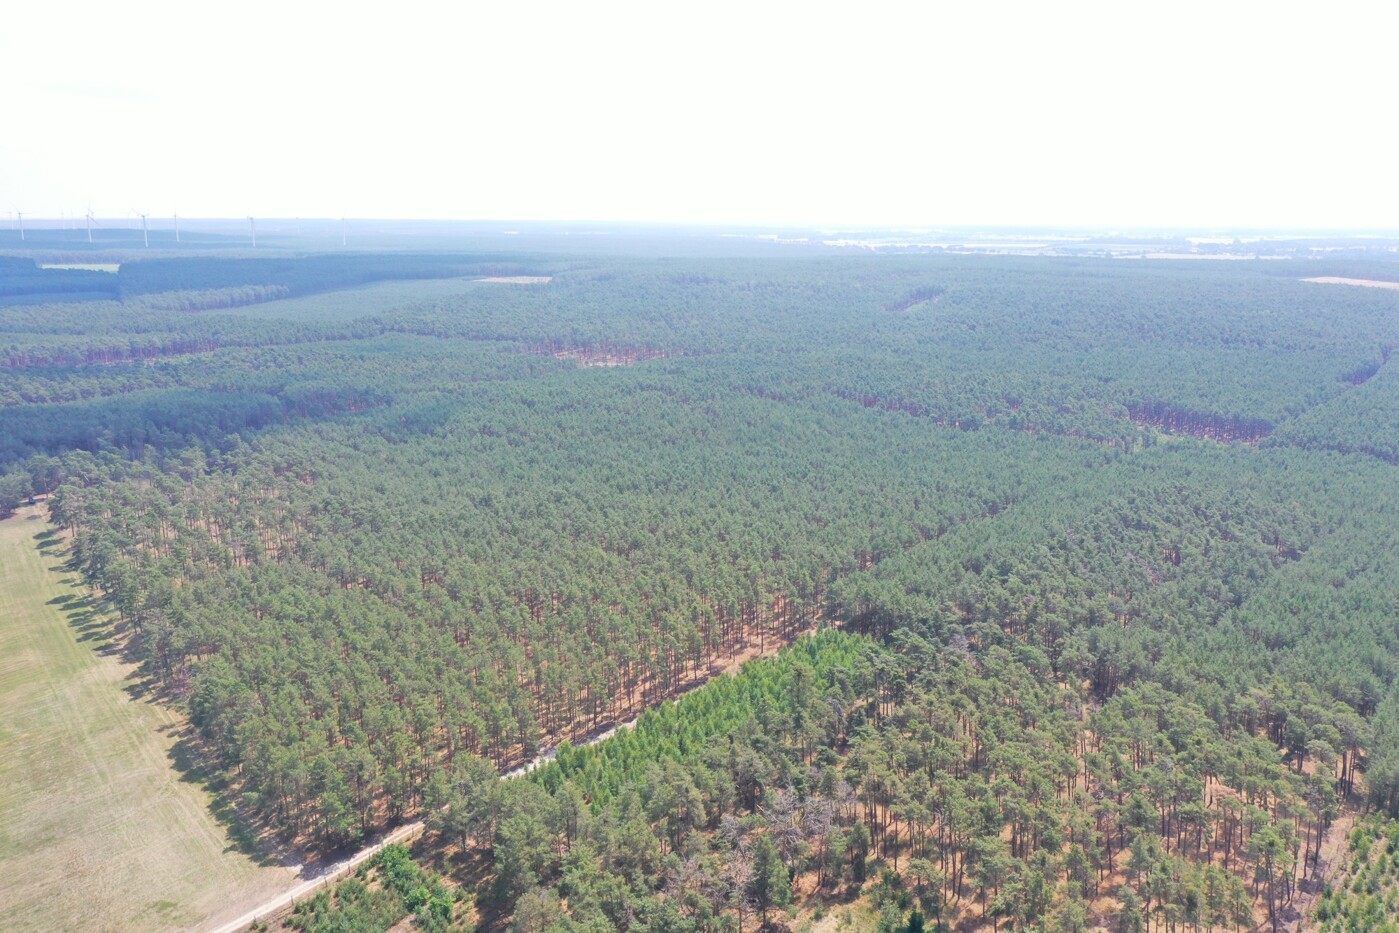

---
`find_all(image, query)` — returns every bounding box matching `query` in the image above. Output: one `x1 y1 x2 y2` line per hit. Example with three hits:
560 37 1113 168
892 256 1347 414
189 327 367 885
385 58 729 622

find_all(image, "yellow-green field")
220 275 486 321
39 263 121 273
0 504 294 931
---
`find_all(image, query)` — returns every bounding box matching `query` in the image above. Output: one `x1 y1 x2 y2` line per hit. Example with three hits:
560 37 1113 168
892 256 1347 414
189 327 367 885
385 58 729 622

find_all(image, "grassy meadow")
217 274 492 322
0 503 293 931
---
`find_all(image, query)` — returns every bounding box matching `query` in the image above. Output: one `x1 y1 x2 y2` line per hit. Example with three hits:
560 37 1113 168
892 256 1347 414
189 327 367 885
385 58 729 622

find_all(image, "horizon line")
5 217 1399 235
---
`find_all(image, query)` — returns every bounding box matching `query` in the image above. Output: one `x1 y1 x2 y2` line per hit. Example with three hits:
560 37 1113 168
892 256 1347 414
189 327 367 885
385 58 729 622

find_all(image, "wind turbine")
85 205 95 244
173 211 180 243
341 216 347 247
248 216 257 248
132 210 150 247
10 206 24 241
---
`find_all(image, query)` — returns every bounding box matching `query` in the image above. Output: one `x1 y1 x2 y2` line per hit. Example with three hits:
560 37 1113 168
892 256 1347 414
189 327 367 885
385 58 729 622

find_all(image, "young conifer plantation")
3 248 1399 932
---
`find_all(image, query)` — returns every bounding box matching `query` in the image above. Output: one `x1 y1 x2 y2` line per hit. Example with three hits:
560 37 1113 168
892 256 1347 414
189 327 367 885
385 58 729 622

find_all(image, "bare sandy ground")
1302 276 1399 290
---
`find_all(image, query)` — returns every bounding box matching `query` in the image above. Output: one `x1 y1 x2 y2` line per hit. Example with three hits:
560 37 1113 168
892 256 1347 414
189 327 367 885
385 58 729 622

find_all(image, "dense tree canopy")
4 247 1397 929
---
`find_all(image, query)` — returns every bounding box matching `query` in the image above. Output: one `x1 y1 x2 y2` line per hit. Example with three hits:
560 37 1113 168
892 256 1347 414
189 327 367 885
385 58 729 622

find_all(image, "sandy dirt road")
203 821 426 933
203 711 645 933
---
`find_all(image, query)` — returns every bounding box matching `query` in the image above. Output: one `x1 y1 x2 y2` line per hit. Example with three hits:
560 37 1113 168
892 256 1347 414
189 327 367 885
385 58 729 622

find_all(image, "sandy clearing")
40 263 121 273
1302 276 1399 290
474 276 552 284
1139 252 1275 260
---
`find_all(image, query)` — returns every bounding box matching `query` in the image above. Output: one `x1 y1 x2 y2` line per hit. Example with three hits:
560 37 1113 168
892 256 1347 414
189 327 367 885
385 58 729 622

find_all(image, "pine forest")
3 246 1398 933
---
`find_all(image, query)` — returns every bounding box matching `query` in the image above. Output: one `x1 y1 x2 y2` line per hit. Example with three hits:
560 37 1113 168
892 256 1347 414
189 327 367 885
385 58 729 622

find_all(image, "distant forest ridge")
0 253 547 309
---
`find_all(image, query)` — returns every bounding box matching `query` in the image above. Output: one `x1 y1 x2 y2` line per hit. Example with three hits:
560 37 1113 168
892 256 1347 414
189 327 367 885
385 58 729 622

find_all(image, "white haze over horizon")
3 0 1397 231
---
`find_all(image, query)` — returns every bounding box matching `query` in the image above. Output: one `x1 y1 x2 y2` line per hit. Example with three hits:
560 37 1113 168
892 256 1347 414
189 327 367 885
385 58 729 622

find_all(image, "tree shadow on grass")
41 555 137 663
163 725 284 868
162 720 328 875
29 519 301 875
53 586 122 654
35 532 73 565
33 527 62 547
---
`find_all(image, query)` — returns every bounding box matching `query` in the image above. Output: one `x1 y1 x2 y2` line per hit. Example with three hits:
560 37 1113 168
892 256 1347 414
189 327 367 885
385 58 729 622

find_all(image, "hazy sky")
4 1 1396 229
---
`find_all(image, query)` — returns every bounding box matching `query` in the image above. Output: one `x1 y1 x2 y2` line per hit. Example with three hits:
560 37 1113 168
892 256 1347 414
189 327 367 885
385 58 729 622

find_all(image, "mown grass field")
220 275 495 321
0 503 294 931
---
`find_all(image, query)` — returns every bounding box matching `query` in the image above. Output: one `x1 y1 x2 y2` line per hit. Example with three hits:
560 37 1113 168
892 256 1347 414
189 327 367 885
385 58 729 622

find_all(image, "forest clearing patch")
39 262 120 273
1302 276 1399 290
1139 252 1271 260
1127 401 1272 444
532 342 669 367
885 286 946 314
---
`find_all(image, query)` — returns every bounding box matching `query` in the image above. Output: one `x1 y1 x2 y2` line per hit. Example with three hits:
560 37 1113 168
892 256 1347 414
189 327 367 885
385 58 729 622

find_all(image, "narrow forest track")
1287 800 1358 930
203 624 817 931
203 820 427 933
204 710 644 933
